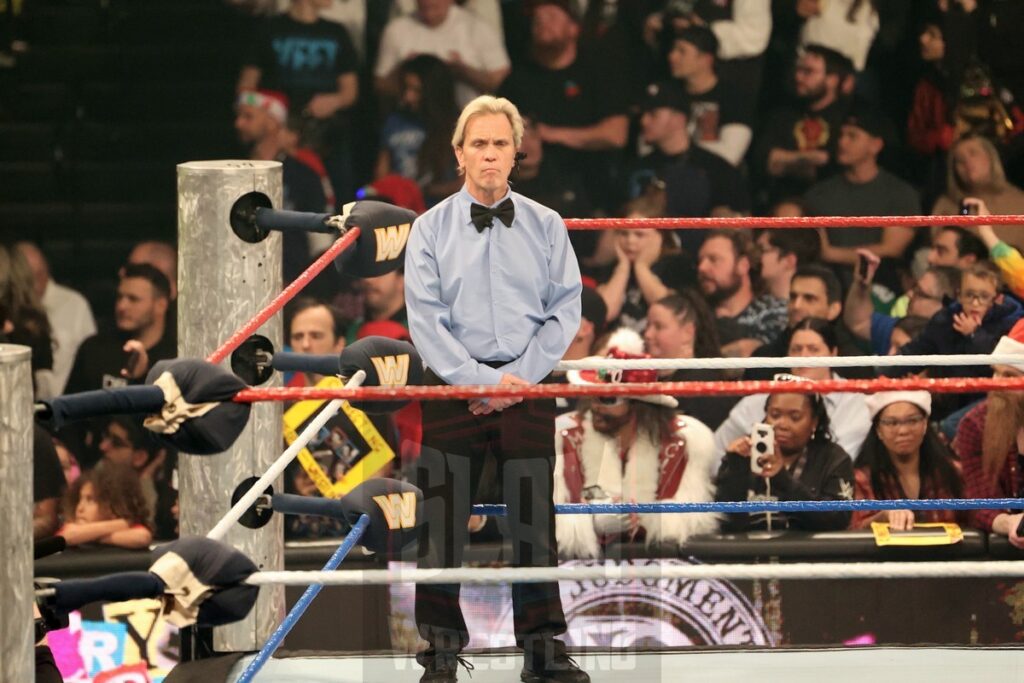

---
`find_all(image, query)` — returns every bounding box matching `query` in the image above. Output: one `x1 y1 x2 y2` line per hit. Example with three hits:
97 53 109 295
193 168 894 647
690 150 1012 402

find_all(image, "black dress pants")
415 369 568 664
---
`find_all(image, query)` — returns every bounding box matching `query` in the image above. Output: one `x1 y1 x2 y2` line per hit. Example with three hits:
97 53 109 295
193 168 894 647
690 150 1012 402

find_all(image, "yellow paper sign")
870 522 964 546
283 375 395 499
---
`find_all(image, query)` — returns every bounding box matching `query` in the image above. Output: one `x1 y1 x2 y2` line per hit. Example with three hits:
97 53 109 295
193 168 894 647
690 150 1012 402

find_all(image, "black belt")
478 359 510 369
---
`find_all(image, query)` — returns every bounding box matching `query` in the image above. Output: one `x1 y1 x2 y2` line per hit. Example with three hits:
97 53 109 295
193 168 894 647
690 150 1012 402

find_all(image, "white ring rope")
206 370 366 541
555 354 1024 372
246 560 1024 586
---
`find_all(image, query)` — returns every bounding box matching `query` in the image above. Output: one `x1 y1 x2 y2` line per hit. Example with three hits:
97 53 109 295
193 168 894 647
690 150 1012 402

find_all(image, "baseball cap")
528 0 580 22
639 81 691 115
673 25 719 56
842 106 889 140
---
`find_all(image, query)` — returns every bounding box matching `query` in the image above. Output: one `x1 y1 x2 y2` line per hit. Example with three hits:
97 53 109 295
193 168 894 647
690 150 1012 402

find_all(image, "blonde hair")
451 95 524 150
947 134 1008 201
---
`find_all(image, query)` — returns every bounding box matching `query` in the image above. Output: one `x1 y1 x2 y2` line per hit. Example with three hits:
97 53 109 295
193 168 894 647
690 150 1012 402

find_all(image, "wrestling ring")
3 159 1024 682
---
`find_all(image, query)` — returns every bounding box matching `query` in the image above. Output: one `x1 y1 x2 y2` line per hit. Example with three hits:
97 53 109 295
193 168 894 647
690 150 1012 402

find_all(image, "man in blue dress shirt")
404 95 586 683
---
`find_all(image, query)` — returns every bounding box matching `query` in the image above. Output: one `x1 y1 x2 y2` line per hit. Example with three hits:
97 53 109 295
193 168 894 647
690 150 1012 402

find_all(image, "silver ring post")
0 344 34 680
177 160 285 650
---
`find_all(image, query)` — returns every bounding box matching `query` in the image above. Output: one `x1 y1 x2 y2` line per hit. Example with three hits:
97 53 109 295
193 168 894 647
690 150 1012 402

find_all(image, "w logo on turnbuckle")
372 492 418 530
374 223 411 262
371 354 411 386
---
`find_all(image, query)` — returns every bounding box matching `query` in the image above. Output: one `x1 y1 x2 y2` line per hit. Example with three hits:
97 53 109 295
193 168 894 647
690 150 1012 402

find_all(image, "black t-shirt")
282 153 328 213
499 48 628 129
754 98 850 200
62 329 178 469
64 328 177 395
686 79 752 144
245 15 358 110
499 48 629 190
33 426 65 503
630 146 751 215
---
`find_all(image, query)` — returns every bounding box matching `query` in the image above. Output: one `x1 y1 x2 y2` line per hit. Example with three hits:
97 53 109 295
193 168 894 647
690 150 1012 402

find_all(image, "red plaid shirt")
955 401 1022 532
851 467 963 529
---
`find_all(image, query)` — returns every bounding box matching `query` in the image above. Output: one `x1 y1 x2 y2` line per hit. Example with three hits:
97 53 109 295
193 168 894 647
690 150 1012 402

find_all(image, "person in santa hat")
554 328 719 558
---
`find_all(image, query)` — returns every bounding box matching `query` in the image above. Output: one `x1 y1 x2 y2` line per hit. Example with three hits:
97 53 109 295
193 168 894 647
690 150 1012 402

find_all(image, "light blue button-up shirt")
404 185 582 386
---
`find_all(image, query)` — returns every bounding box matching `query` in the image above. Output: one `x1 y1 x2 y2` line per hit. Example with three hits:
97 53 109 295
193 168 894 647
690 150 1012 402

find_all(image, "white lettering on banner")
386 558 773 659
374 223 411 261
80 625 124 676
561 559 772 648
373 492 418 529
371 354 410 386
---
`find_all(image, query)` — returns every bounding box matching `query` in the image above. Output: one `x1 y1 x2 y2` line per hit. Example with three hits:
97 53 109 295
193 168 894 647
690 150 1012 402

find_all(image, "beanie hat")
992 318 1024 372
236 89 289 125
864 391 932 420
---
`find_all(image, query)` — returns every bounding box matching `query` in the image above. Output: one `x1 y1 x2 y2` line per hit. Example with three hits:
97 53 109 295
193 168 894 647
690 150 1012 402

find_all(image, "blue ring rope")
470 498 1024 515
235 514 370 683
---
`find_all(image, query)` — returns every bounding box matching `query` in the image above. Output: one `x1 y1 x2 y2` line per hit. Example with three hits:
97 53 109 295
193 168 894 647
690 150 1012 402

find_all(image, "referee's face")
456 112 516 202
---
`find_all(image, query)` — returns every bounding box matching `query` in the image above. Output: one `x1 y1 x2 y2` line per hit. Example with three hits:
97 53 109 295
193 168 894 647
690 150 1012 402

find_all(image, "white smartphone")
750 422 774 475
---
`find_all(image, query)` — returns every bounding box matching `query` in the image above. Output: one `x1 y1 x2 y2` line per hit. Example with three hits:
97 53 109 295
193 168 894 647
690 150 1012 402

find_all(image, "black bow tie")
470 198 515 233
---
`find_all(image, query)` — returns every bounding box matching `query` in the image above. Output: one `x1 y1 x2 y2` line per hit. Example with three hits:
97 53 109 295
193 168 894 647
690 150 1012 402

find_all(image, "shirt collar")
458 185 514 227
458 184 512 208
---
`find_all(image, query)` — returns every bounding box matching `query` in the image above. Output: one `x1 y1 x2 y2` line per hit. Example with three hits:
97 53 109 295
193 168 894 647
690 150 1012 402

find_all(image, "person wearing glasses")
886 260 1023 424
843 248 958 356
850 391 963 530
554 328 719 559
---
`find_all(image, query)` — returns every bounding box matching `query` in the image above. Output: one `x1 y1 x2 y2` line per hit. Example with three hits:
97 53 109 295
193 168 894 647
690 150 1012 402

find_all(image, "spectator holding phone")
931 135 1024 252
64 263 175 394
714 318 871 459
715 385 854 532
961 197 1024 299
851 391 963 530
844 248 959 355
62 264 176 469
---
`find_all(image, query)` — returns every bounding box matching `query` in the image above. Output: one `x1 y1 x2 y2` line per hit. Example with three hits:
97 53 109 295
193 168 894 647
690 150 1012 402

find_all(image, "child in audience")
892 262 1022 371
58 461 152 550
890 260 1024 421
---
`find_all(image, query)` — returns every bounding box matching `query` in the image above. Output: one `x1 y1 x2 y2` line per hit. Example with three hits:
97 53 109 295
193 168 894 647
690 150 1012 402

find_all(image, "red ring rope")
206 213 1024 365
563 214 1024 230
207 228 360 365
233 375 1024 403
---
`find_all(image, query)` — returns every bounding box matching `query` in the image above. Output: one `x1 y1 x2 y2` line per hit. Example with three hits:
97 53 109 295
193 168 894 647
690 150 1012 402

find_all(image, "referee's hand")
469 374 528 415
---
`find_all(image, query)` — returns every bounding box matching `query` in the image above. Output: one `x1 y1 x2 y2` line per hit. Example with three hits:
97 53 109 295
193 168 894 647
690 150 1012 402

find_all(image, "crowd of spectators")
5 0 1024 559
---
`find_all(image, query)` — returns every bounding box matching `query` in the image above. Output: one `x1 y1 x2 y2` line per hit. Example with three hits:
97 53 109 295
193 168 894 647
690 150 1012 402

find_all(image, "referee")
404 95 586 683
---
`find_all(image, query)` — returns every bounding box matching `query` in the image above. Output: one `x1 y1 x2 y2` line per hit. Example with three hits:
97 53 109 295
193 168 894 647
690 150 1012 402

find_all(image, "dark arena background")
4 0 1024 681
